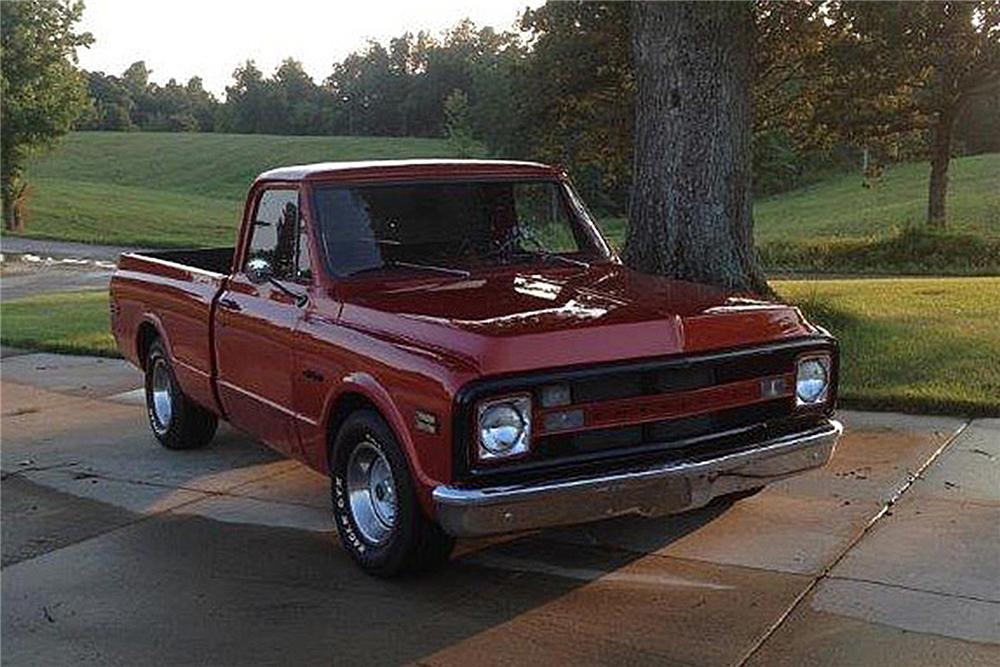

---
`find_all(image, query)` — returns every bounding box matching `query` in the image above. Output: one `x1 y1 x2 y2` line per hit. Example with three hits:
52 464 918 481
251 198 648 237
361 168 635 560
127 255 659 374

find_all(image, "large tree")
827 1 1000 228
514 2 634 209
626 2 767 293
219 61 271 134
514 1 835 209
1 0 92 231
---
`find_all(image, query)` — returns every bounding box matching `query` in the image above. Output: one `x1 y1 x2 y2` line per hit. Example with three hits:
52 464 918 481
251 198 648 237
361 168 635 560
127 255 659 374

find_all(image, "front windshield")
311 180 609 277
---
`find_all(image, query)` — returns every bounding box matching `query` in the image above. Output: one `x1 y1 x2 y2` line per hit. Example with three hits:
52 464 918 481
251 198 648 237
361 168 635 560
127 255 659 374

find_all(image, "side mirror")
245 257 273 285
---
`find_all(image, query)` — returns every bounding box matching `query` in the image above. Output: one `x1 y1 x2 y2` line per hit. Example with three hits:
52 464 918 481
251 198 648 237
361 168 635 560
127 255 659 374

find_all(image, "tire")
144 339 217 450
727 486 765 502
330 410 454 577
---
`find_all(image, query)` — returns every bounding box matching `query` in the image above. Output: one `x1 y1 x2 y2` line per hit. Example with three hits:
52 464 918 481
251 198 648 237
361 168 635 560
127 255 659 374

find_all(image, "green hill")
756 153 999 243
8 132 999 272
600 152 999 273
15 131 460 247
752 152 999 275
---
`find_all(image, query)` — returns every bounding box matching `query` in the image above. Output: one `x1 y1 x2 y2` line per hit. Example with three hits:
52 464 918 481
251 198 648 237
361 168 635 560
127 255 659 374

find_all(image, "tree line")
4 1 999 234
76 21 523 146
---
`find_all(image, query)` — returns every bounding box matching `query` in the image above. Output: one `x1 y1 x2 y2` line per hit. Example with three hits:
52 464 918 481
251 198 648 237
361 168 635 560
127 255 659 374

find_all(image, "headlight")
477 395 531 460
796 355 830 406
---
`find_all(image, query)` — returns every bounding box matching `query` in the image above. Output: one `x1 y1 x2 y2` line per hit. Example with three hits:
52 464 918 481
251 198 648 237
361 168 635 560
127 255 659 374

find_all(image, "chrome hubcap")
346 440 397 545
150 360 173 433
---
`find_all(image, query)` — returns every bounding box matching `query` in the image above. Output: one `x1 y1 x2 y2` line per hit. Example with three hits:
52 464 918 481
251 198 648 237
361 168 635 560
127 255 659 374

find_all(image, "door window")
295 213 313 282
246 189 311 282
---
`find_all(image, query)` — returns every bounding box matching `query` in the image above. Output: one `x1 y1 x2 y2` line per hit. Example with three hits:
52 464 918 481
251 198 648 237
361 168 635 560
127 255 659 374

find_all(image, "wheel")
330 410 454 577
144 339 217 450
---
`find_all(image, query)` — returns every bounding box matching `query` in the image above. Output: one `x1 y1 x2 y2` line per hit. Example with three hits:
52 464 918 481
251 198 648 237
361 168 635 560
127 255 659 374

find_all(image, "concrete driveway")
1 351 997 666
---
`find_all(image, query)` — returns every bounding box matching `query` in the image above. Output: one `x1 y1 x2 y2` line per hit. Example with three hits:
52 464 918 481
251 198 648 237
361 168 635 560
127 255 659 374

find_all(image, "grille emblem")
760 377 787 399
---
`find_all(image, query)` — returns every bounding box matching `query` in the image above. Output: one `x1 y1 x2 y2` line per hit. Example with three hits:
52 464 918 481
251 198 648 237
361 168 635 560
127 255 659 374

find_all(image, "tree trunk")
1 197 14 232
927 109 953 229
1 161 18 232
625 1 767 294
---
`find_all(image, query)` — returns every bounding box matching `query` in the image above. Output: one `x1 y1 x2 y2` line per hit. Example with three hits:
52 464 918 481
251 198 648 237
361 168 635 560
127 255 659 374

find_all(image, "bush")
760 227 1000 275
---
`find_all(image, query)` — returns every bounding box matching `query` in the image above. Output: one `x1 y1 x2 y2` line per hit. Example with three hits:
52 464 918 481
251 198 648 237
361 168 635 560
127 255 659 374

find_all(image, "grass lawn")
23 179 241 247
777 276 999 416
1 290 117 357
3 277 996 417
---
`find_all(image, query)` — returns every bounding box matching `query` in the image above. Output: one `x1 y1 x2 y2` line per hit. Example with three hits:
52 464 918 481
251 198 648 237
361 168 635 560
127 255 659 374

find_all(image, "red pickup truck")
110 159 841 576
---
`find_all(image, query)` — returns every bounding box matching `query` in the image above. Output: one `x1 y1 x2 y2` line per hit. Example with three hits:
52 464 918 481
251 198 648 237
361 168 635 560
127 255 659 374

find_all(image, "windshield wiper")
511 250 590 270
501 225 591 270
519 230 591 269
390 260 471 278
541 253 590 269
268 277 308 306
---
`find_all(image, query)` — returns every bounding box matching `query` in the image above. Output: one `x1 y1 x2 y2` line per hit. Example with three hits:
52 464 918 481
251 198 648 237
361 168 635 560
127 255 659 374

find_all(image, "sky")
75 0 544 97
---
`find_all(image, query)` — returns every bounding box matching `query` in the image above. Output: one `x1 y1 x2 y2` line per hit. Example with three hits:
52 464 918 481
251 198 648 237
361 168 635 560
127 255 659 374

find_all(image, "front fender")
320 372 442 515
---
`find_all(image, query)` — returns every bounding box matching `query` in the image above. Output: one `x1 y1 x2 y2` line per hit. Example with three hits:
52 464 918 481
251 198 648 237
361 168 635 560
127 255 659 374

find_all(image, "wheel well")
325 392 380 472
136 322 159 370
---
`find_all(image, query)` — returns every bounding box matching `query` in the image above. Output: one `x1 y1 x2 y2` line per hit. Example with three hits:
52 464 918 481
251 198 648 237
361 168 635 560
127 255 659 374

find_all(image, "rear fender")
137 312 223 418
136 313 171 366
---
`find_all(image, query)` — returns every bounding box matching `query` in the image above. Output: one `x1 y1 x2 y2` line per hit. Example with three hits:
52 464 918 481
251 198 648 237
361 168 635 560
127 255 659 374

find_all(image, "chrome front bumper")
434 419 842 537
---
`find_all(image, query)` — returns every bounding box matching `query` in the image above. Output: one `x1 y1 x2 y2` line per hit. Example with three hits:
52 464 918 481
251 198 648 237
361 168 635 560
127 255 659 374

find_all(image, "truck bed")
110 246 235 415
133 247 234 275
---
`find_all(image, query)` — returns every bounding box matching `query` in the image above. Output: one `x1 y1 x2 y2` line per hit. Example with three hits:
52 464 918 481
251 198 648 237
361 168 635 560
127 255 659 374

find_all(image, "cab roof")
255 158 562 184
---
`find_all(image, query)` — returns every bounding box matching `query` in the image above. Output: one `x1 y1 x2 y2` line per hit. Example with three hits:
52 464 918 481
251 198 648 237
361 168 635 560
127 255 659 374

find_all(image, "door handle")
218 298 241 312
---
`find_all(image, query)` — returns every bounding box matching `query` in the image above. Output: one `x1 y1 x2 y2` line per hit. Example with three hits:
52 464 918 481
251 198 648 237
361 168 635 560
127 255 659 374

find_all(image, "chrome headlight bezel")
476 394 532 461
795 354 831 406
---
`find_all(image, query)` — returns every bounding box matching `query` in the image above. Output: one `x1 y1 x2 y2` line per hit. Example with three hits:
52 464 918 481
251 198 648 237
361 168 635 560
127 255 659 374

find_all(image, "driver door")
215 186 306 456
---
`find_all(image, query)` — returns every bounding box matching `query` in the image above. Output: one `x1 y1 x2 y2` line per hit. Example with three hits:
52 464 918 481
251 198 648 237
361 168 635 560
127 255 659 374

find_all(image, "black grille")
566 349 795 404
536 398 795 460
452 337 838 486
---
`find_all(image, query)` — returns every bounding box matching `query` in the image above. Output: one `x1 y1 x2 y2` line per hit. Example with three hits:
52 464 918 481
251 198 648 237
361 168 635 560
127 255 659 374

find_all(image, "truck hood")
337 263 818 376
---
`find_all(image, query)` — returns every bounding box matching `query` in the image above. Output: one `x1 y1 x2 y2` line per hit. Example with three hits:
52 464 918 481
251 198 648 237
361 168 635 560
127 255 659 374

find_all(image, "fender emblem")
414 410 439 434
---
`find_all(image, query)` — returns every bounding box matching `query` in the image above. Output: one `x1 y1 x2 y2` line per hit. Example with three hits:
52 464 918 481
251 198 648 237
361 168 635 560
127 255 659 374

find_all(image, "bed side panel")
111 253 226 415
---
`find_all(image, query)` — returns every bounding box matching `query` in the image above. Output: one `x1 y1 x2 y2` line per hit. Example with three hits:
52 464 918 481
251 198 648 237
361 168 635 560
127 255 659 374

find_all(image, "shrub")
760 227 1000 275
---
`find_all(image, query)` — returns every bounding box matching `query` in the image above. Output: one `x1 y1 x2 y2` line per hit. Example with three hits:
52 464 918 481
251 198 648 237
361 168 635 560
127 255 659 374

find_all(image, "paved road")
1 260 115 301
1 352 998 666
1 236 137 262
1 237 130 301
